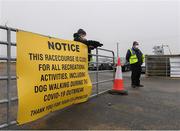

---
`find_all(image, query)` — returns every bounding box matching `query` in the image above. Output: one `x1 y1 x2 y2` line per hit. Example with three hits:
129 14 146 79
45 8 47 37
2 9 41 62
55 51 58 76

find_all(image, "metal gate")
145 55 180 77
0 25 115 129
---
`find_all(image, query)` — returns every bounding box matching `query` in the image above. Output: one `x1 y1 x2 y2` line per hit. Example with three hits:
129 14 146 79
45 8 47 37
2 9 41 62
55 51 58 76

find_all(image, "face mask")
80 34 86 40
134 45 139 49
81 36 86 40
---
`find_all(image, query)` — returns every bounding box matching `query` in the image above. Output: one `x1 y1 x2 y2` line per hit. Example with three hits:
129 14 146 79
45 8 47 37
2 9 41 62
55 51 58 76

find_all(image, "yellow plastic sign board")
16 31 92 125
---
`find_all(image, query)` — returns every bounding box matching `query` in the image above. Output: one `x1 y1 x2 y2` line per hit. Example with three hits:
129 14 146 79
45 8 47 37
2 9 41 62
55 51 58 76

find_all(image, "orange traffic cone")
109 57 128 95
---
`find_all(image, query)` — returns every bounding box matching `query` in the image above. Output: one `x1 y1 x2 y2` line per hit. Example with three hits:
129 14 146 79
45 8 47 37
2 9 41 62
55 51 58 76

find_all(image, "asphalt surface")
5 72 180 130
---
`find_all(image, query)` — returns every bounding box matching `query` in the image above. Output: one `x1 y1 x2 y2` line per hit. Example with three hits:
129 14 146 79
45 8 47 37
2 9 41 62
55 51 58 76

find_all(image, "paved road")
4 73 180 130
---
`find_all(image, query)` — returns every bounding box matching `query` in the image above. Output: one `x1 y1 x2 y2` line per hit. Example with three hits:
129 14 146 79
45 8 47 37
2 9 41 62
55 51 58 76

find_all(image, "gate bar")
0 41 16 46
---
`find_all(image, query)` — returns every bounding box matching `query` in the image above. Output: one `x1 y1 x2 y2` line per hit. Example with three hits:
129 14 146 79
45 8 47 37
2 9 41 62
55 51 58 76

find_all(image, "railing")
89 48 115 98
0 25 115 129
145 55 180 77
0 25 17 129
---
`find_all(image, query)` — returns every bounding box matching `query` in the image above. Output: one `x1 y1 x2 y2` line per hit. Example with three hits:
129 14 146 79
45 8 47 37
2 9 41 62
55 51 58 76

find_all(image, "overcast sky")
0 0 180 57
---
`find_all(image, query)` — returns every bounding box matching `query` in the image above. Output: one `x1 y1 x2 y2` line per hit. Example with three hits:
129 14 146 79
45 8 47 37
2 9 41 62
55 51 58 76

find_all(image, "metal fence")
89 48 115 98
145 55 180 77
0 25 17 129
0 25 115 129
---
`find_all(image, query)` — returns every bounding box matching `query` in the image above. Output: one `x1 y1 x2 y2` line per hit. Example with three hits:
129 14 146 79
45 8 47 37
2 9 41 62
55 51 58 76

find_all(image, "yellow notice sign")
16 31 92 125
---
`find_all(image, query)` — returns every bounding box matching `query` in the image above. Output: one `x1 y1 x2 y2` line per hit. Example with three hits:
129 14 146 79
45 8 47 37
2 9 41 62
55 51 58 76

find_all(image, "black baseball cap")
77 29 86 35
133 41 139 46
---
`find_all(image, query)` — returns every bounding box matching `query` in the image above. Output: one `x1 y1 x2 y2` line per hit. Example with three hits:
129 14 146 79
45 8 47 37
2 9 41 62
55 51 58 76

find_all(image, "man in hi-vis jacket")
126 41 145 88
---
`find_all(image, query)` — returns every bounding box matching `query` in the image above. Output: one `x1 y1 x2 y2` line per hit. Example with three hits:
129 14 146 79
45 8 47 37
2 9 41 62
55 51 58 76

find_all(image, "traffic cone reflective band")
113 57 123 90
109 57 128 95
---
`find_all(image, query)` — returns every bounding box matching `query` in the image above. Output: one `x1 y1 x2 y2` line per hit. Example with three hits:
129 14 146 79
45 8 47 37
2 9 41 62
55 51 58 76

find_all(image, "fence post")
96 48 99 95
112 51 115 79
145 55 148 77
166 56 168 77
6 27 11 126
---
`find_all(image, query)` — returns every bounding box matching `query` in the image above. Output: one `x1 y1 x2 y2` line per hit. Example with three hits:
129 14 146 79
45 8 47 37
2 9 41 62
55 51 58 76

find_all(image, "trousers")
131 63 142 86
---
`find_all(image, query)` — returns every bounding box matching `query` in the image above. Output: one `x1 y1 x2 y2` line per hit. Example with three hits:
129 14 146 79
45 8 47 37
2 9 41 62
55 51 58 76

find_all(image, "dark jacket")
73 33 92 61
126 47 143 65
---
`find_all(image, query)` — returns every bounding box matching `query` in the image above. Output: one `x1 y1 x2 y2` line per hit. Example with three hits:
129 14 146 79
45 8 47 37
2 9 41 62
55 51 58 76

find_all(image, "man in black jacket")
126 41 144 88
73 29 103 61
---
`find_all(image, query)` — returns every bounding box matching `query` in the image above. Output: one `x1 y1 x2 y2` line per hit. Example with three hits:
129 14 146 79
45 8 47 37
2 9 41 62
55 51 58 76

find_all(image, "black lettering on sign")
40 73 68 81
31 107 45 116
39 64 50 71
34 85 47 93
59 82 69 88
70 80 83 87
69 72 85 78
60 91 66 97
66 87 84 96
46 104 54 111
53 101 62 108
44 92 60 102
51 64 61 71
79 57 86 62
29 53 43 61
61 64 85 70
49 83 59 90
84 79 88 84
48 82 69 90
44 54 75 62
48 41 80 52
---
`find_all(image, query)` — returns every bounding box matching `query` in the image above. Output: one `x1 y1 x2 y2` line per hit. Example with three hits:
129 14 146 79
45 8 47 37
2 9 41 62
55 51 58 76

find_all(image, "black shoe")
131 85 137 88
136 84 144 87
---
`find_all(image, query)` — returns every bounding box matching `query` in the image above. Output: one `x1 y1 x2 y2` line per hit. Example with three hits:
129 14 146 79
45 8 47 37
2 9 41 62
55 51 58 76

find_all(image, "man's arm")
126 49 131 62
139 49 145 63
86 40 103 49
138 49 143 55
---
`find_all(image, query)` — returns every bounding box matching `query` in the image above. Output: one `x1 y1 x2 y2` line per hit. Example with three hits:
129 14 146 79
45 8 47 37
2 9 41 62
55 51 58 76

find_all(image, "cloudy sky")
0 0 180 57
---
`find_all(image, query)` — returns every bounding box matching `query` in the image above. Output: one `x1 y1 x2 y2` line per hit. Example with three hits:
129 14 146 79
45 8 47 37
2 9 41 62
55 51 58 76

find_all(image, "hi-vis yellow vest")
129 49 145 64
